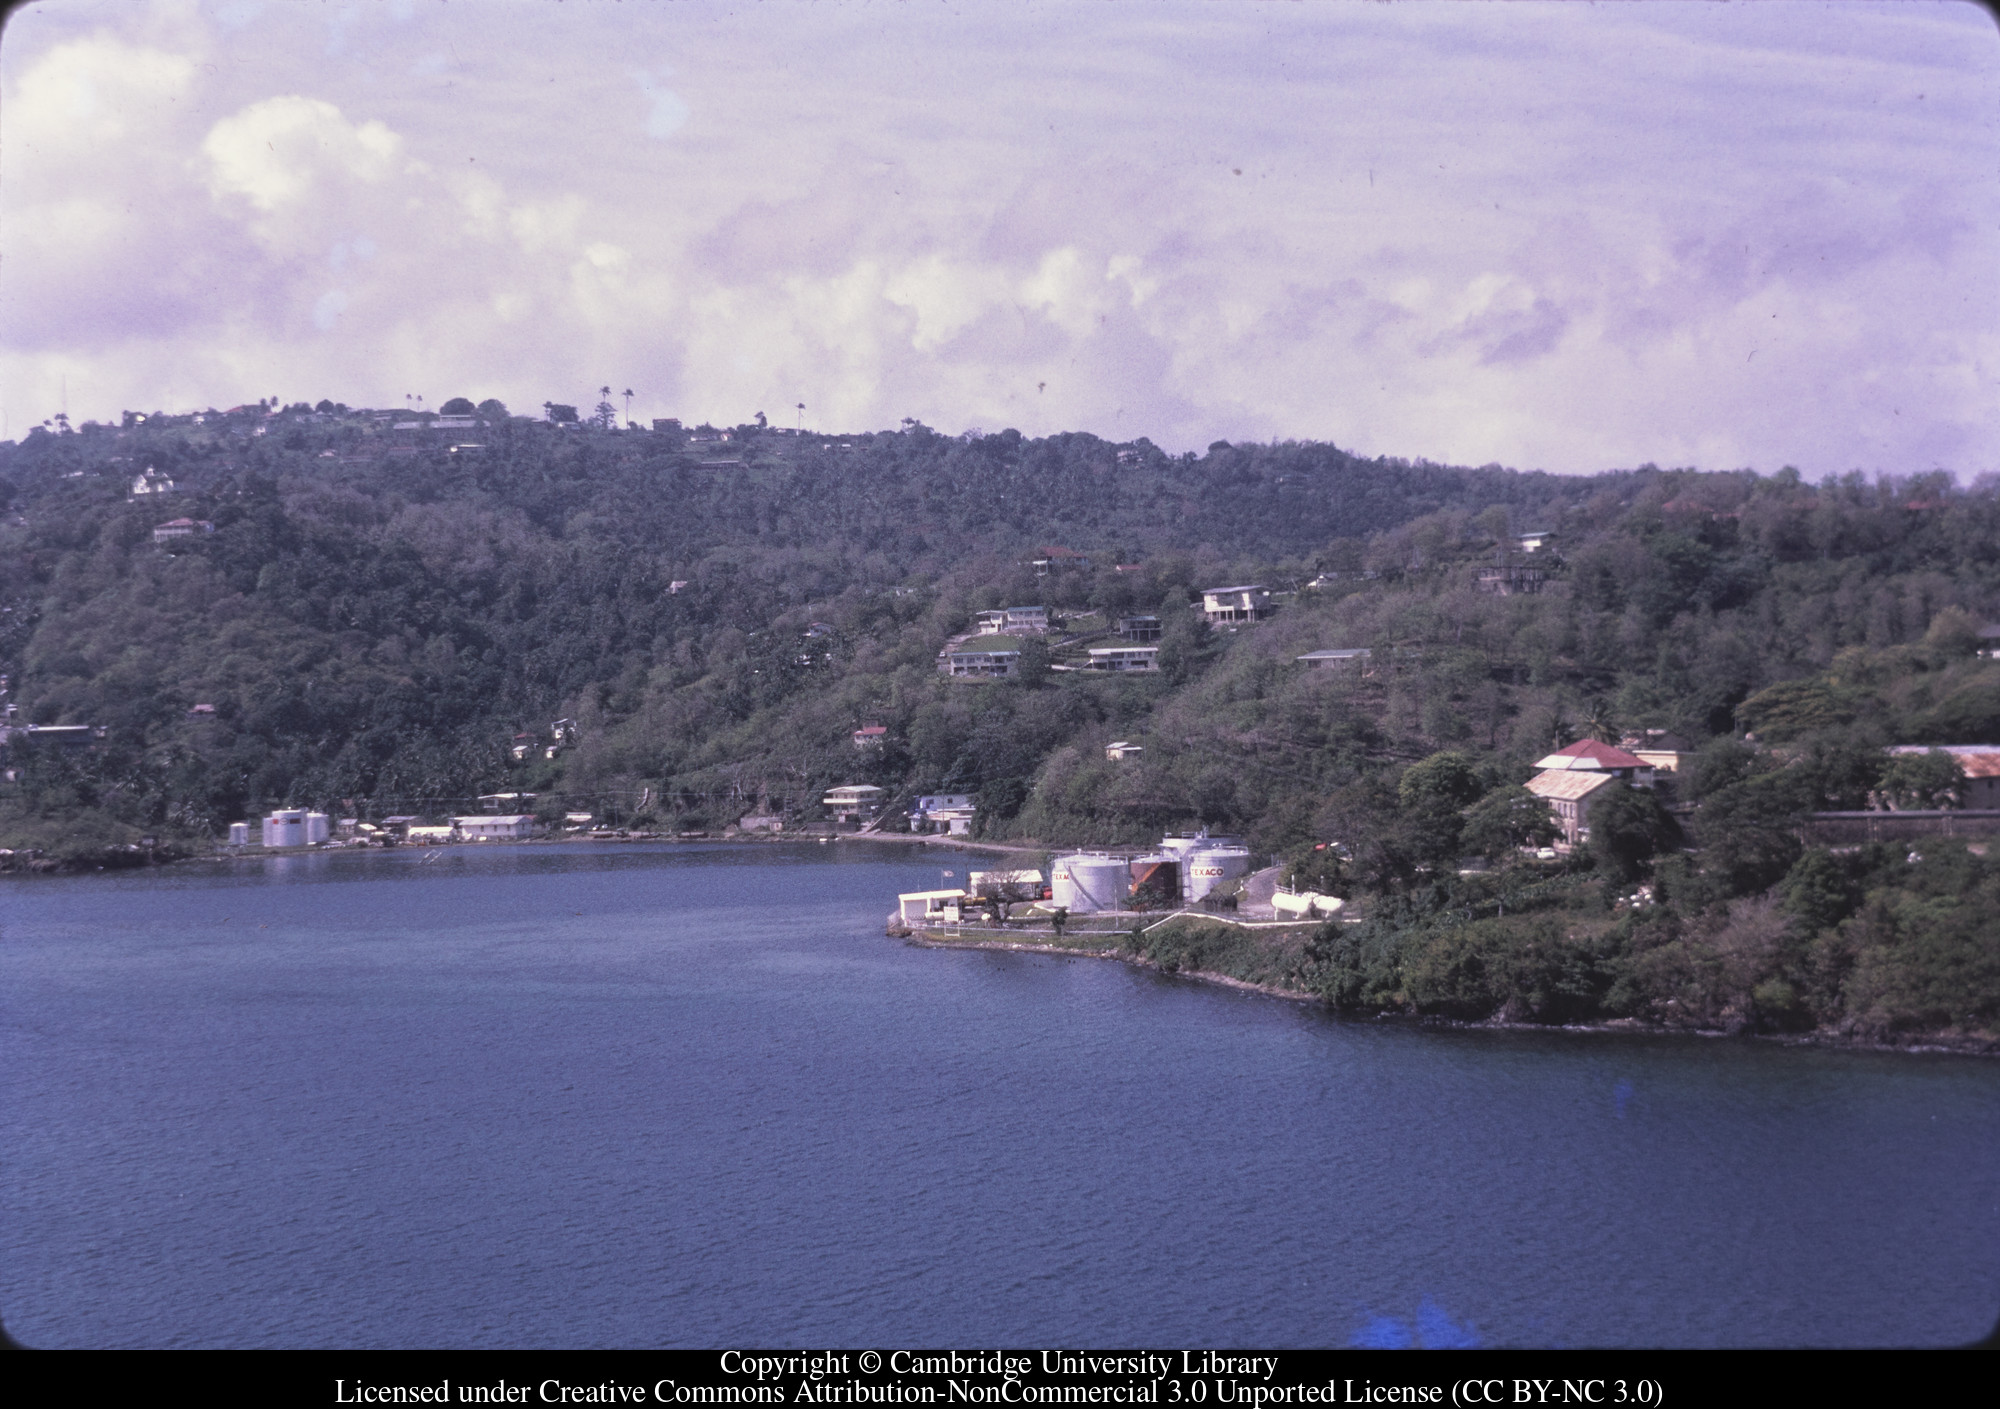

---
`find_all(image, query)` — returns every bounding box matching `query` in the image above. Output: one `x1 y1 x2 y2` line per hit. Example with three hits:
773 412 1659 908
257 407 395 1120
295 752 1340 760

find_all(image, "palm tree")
622 388 634 425
1582 699 1617 744
795 402 805 432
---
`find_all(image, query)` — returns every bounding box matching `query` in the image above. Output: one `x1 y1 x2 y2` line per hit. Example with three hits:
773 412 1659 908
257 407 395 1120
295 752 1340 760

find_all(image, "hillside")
3 403 1997 1047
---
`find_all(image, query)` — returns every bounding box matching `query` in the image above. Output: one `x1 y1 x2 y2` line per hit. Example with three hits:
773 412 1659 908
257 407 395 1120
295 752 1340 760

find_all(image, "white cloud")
0 1 1993 475
203 95 406 214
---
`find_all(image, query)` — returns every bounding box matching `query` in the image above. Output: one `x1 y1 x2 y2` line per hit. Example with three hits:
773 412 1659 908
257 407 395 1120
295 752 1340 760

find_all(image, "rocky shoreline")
898 923 1999 1057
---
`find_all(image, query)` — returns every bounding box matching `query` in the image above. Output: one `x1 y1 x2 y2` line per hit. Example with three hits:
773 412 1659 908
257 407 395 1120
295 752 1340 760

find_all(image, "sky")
1 0 1995 476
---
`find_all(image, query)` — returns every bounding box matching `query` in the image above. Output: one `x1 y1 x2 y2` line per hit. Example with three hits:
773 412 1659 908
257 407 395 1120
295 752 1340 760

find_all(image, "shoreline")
900 925 1999 1058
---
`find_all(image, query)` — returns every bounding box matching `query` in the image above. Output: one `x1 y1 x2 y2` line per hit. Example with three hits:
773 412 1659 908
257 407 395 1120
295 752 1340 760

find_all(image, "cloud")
633 70 689 140
203 95 406 214
0 1 1993 475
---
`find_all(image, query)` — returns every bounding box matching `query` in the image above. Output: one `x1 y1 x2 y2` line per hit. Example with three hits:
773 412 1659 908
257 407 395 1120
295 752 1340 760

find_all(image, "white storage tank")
1185 847 1253 903
261 809 306 847
227 822 250 847
1051 854 1130 913
1159 829 1244 861
305 812 331 845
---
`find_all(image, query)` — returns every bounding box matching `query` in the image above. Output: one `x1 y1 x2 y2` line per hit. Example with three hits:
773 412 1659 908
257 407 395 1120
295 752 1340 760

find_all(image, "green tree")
1398 751 1483 865
1282 844 1349 897
476 398 509 420
1878 750 1961 810
1014 636 1051 689
1694 770 1806 894
1586 781 1683 883
439 397 476 416
1460 784 1559 861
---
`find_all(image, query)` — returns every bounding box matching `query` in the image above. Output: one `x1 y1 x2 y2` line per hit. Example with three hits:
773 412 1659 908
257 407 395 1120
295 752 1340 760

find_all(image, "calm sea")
2 842 1995 1348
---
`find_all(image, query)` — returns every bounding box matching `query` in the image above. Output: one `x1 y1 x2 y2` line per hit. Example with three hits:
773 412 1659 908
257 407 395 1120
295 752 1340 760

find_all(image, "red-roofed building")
1533 739 1650 776
852 725 889 749
1524 740 1657 848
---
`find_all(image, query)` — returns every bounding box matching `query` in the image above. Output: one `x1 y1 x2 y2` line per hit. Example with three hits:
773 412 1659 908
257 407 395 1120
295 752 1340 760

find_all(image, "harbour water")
2 842 1996 1348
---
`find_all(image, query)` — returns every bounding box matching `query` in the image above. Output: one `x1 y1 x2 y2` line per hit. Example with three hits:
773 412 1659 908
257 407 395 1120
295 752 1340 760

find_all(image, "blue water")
3 842 1996 1348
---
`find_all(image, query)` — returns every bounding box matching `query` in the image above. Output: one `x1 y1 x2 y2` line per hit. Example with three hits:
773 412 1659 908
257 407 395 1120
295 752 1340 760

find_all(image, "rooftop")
1534 739 1648 772
1525 770 1620 802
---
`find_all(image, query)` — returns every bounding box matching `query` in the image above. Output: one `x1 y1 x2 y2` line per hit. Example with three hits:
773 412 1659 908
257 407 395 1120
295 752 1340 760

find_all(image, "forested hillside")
3 403 1997 1046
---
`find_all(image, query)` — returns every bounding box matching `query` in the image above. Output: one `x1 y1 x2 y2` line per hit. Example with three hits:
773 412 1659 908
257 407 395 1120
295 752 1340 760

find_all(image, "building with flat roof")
455 815 536 840
1297 648 1372 671
1086 646 1158 672
823 784 887 828
944 648 1019 679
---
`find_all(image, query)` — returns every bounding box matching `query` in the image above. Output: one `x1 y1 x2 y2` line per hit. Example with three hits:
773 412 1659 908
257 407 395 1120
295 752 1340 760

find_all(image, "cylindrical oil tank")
305 811 331 845
227 822 250 847
1185 847 1253 903
1051 854 1130 913
1127 855 1181 910
1159 830 1243 861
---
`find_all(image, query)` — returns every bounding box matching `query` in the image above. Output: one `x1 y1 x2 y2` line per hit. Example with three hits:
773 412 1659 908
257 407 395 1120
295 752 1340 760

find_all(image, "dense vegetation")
3 403 1996 1047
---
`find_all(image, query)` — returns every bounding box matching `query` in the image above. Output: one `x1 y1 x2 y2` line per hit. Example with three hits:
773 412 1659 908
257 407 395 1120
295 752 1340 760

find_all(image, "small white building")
924 805 977 836
1201 585 1270 623
454 815 536 840
897 889 969 925
152 518 214 543
406 824 457 845
974 606 1049 635
968 868 1044 900
1086 645 1159 672
1116 615 1162 643
130 468 175 497
909 794 973 832
1105 741 1143 761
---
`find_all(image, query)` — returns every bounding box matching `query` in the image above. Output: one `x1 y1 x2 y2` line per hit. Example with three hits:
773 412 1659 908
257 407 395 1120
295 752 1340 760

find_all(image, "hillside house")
1087 646 1158 673
152 518 214 543
1885 746 2000 809
852 725 889 749
975 606 1049 634
1201 585 1270 623
1533 739 1654 785
1297 648 1372 672
130 468 175 497
1620 730 1691 773
1525 770 1617 848
908 794 974 834
1476 565 1545 595
1105 741 1143 761
944 648 1019 679
823 784 886 828
1116 615 1162 643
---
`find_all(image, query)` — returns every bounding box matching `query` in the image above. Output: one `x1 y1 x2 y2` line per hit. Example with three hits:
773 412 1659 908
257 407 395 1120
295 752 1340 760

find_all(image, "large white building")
1086 646 1158 672
454 815 537 840
1201 585 1270 623
944 648 1020 678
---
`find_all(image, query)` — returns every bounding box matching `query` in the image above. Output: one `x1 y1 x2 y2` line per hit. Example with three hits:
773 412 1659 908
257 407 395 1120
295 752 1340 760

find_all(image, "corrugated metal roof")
1526 770 1619 802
